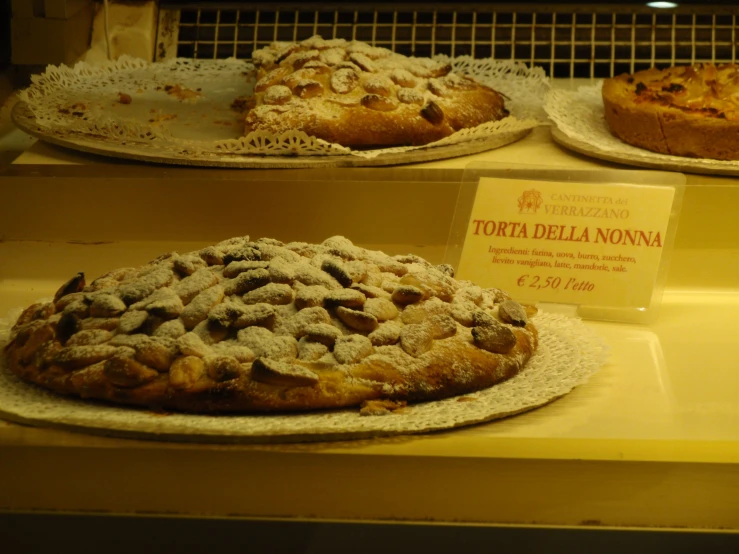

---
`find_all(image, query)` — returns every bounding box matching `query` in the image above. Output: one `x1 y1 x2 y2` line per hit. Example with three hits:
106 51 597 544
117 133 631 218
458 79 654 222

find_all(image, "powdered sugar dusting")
240 36 544 150
2 235 559 417
334 335 374 364
237 327 297 360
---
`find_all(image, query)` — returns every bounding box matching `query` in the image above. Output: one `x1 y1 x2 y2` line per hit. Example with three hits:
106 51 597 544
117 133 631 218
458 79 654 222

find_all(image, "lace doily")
16 56 547 162
0 310 607 444
545 83 739 174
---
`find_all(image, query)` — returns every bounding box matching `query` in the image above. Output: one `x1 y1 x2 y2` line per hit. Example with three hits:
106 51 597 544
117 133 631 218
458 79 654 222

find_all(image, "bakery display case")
2 1 739 551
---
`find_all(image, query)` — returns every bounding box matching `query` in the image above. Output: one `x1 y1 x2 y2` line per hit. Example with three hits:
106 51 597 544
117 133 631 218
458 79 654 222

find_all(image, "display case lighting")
646 2 679 8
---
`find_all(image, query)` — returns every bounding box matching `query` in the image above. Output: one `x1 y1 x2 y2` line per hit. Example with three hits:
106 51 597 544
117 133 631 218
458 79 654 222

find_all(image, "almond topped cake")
4 236 537 414
602 63 739 160
235 36 509 147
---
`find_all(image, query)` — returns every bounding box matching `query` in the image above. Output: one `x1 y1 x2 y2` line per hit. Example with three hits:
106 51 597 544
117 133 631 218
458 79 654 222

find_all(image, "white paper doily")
13 56 548 167
546 83 739 176
0 311 607 444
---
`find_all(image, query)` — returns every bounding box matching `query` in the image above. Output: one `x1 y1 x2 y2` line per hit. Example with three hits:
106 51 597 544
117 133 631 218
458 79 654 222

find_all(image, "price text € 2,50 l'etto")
516 274 595 292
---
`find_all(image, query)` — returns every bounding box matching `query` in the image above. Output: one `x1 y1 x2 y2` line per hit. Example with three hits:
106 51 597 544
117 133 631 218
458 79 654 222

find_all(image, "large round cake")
4 236 537 414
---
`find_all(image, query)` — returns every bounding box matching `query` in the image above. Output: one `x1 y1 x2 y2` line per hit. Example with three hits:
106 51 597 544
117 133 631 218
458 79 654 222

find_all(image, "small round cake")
602 63 739 160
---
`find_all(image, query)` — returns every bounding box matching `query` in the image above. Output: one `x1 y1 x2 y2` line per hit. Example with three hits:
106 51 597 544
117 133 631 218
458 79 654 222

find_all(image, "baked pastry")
238 36 509 147
602 63 739 160
3 236 537 414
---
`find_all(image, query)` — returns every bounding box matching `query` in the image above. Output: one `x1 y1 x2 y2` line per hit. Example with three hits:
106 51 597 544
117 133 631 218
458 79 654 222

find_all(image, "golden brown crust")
240 36 508 147
602 63 739 160
4 236 537 414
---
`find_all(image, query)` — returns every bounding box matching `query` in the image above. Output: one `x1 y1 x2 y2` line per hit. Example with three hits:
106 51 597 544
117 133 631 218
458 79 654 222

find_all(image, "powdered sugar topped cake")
237 36 509 147
4 236 537 414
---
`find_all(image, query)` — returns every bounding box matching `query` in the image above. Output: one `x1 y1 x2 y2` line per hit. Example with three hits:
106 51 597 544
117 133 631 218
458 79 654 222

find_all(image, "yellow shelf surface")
2 107 739 530
1 242 738 530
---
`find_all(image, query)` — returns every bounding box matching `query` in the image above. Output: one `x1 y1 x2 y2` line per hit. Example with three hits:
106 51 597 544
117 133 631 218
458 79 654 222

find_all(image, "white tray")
12 101 531 168
14 56 548 168
546 83 739 177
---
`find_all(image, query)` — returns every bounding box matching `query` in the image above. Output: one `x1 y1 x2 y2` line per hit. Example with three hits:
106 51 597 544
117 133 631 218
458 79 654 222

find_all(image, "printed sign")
454 177 676 309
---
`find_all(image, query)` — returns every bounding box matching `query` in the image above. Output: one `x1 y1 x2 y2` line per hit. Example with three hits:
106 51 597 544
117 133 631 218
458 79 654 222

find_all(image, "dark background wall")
1 0 10 71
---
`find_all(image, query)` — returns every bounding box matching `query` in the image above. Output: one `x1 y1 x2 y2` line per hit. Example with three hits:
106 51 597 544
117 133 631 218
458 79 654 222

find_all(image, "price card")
445 165 684 323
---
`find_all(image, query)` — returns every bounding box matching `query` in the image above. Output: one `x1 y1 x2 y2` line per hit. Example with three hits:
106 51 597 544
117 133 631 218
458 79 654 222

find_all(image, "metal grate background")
157 3 739 78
